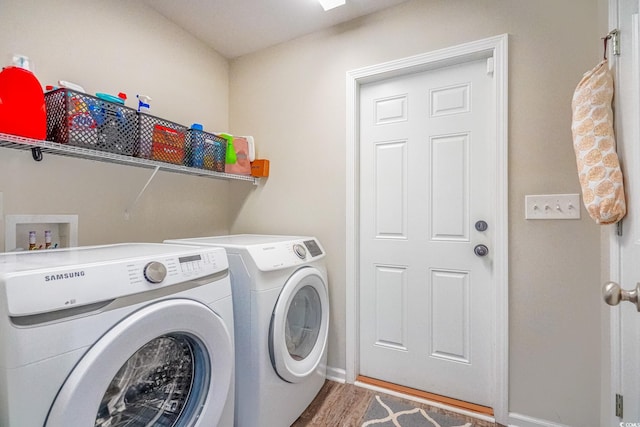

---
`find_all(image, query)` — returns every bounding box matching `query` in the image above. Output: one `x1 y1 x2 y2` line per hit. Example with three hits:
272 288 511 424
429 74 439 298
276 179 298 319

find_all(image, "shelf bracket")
125 166 160 220
31 147 43 161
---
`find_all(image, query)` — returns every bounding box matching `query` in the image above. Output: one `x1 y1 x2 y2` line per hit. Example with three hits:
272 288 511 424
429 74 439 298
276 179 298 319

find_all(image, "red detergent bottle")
0 66 46 140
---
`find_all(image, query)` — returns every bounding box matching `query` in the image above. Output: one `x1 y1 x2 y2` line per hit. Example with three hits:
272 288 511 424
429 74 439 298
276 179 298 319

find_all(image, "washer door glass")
96 334 207 427
45 299 233 427
270 267 329 383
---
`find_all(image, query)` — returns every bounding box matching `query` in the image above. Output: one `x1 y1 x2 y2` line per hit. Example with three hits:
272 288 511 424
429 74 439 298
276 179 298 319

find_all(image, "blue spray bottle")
137 94 151 113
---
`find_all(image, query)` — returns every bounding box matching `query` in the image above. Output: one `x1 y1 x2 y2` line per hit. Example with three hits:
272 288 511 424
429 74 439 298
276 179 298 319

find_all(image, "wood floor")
292 381 374 426
292 380 501 427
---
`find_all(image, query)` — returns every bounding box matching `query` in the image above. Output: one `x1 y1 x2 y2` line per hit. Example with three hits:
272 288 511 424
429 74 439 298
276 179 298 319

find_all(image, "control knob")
293 244 307 259
144 261 167 284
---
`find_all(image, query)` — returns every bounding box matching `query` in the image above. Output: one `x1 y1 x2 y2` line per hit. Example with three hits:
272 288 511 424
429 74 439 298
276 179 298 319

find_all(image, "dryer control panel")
247 238 325 272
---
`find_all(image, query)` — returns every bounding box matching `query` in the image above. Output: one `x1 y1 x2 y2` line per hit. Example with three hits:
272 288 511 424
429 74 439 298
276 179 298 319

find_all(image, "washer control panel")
1 244 229 317
126 250 223 285
178 254 207 274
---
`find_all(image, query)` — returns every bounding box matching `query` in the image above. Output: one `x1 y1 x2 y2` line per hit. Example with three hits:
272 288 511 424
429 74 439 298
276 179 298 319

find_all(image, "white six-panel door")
359 57 495 407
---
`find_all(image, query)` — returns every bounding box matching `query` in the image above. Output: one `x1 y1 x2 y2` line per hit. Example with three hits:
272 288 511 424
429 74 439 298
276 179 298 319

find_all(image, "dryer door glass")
286 285 321 360
95 334 209 427
270 267 329 383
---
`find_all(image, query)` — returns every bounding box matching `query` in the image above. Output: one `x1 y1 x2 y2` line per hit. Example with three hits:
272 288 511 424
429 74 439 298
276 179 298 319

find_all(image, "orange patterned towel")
571 60 626 224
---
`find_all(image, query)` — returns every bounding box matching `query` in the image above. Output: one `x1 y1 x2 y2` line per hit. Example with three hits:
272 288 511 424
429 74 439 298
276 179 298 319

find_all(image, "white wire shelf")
0 132 259 184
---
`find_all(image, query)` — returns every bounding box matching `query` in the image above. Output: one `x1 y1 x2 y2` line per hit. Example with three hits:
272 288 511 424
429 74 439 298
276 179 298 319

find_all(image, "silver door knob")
603 281 640 311
474 244 489 257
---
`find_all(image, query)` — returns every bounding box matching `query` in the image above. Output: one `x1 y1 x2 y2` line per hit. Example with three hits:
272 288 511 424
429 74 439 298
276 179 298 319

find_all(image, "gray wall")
228 1 602 425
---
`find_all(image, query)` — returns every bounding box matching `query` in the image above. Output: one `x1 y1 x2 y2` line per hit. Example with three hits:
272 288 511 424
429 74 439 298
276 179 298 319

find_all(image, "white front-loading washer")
0 243 235 427
164 235 329 427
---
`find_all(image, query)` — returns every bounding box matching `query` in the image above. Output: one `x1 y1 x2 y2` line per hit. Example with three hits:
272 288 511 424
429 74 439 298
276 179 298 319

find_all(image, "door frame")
345 34 509 424
606 0 629 425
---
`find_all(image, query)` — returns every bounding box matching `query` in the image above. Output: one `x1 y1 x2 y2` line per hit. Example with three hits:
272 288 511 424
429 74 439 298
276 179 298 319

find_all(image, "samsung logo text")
44 271 86 282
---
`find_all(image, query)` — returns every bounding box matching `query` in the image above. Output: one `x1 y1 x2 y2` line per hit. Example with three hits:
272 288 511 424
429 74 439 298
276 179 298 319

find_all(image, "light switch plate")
525 194 581 220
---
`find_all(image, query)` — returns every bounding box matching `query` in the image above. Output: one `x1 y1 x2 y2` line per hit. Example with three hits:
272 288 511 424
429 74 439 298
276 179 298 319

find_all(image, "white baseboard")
325 365 346 383
508 413 572 427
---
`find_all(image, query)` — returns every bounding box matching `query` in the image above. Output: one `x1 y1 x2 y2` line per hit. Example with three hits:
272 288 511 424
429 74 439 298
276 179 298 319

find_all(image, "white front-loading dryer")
0 243 235 427
164 235 329 427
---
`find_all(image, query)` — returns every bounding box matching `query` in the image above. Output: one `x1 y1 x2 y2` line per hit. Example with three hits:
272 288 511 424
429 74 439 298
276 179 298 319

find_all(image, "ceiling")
142 0 410 59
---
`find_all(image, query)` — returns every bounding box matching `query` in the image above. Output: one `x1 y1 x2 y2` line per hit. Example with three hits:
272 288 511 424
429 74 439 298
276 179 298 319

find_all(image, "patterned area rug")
362 395 473 427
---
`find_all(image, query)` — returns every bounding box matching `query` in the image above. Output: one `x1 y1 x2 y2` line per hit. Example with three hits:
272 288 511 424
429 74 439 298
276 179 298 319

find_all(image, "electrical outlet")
525 194 581 220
